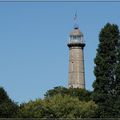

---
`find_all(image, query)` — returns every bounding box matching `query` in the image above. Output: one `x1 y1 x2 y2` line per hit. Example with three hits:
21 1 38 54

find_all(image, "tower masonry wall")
68 46 85 89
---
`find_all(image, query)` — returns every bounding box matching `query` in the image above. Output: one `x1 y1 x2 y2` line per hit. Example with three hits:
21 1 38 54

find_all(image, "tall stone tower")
67 25 85 89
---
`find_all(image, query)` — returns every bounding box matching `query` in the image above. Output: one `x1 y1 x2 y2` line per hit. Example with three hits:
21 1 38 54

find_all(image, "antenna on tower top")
73 11 79 29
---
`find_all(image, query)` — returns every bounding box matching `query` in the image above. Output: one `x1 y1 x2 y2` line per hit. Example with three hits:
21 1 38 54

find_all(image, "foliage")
44 94 97 118
92 23 120 117
18 99 45 118
0 87 10 103
44 86 92 102
0 87 19 118
44 86 68 98
18 94 97 118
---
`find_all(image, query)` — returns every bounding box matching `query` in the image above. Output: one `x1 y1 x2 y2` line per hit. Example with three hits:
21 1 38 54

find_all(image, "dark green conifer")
92 23 120 117
0 87 19 117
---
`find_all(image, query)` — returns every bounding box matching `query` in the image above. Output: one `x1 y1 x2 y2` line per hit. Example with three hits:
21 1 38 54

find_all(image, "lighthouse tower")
67 25 85 89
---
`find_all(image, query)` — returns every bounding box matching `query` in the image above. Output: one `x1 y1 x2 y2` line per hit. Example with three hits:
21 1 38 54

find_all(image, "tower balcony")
67 40 85 48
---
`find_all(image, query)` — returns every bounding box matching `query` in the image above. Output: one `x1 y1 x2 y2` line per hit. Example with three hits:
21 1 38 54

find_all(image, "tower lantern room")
68 26 85 48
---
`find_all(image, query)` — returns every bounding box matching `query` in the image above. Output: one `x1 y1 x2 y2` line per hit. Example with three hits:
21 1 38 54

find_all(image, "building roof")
70 27 83 36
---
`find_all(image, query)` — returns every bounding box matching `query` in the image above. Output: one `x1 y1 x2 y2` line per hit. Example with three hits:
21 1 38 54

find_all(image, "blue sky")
0 2 120 103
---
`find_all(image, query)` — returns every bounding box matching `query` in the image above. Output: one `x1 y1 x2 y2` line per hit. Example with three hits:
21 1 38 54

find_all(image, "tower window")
72 62 74 72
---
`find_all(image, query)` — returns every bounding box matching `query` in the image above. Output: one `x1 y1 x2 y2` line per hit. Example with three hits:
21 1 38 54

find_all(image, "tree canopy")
45 86 92 102
18 94 97 118
92 23 120 117
0 87 19 118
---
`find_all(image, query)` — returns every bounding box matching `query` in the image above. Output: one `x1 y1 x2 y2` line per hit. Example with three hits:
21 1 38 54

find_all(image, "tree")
68 87 92 102
92 23 120 117
114 23 120 117
0 87 10 103
18 94 97 118
18 99 45 118
43 94 97 118
44 86 68 98
0 87 19 117
44 86 92 101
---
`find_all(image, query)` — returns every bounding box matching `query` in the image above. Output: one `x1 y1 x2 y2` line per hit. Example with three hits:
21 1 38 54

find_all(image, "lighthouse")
67 25 85 89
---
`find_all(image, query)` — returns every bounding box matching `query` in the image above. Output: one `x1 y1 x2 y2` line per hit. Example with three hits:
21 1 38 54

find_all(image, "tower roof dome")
70 27 83 36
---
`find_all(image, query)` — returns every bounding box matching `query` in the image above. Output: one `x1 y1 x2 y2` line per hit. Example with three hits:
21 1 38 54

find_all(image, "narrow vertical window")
72 62 74 72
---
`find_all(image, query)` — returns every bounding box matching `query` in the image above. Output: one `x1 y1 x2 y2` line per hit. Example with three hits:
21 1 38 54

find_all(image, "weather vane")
74 11 77 21
73 11 79 29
